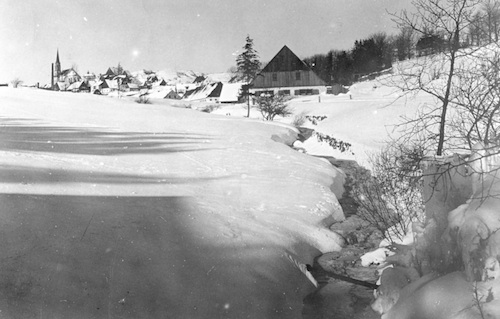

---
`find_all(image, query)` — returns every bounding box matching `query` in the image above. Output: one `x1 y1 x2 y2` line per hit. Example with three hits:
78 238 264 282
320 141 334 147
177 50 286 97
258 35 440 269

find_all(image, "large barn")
250 45 327 96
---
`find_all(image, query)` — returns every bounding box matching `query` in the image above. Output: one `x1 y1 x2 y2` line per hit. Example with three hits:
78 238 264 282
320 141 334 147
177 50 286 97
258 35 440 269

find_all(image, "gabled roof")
105 67 132 78
219 83 242 103
261 45 310 73
193 75 206 83
67 81 88 91
56 82 69 91
61 68 80 77
207 82 223 98
183 82 221 101
105 79 118 89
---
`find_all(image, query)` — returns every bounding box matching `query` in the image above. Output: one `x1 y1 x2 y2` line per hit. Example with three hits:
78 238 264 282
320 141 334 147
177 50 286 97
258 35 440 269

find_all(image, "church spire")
56 49 60 65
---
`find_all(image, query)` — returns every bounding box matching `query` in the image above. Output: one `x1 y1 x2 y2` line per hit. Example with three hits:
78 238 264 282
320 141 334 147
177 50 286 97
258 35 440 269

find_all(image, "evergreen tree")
116 62 124 75
236 35 261 117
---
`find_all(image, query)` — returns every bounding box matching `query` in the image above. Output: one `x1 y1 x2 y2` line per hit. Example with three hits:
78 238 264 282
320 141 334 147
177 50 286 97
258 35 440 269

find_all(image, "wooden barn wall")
252 70 325 88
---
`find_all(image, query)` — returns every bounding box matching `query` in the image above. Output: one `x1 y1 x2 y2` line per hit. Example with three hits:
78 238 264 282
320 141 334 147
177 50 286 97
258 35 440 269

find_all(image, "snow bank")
0 87 345 318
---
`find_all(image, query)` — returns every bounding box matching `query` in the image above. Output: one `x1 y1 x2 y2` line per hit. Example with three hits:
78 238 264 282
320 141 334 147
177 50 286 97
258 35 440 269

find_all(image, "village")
44 44 340 105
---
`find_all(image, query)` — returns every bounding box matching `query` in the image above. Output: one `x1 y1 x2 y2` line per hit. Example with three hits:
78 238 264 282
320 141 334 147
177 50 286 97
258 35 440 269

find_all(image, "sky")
0 0 413 85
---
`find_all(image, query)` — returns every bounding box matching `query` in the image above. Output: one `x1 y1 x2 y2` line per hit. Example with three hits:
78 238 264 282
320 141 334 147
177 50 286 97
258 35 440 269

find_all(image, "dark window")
272 73 278 81
295 89 314 95
256 90 274 96
295 72 301 81
278 90 290 95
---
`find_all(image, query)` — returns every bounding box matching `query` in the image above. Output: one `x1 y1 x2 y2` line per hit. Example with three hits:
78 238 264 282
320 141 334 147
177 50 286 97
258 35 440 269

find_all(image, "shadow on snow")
0 117 216 156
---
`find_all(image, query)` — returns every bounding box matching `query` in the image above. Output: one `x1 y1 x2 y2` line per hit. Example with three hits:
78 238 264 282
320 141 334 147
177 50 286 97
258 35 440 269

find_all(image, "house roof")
193 75 206 83
67 81 88 91
105 79 119 89
261 45 310 73
106 67 132 78
207 82 223 98
183 82 221 101
56 82 69 91
219 83 242 103
61 68 80 77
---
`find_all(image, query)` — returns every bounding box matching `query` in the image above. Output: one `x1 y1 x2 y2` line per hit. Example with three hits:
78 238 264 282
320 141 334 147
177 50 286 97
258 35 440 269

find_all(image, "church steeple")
52 49 62 90
54 49 61 75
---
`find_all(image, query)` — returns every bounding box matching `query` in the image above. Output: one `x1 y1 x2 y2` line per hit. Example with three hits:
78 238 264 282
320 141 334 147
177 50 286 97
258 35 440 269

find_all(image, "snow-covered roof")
183 82 221 101
219 83 242 103
105 79 118 89
67 81 87 91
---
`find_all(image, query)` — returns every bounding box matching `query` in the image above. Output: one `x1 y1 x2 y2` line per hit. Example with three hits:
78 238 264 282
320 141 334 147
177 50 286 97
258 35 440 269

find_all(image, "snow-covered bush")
352 144 425 243
291 111 308 127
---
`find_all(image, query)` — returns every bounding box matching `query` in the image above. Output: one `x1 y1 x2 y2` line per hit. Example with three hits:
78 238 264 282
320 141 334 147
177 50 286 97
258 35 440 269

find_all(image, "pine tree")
236 35 261 117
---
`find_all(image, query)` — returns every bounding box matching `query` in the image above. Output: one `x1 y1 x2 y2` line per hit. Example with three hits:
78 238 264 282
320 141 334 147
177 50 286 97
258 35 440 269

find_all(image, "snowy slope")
0 87 345 318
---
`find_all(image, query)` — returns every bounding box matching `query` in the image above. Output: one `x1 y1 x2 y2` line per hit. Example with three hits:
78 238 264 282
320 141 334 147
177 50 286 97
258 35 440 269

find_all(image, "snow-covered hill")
0 87 345 318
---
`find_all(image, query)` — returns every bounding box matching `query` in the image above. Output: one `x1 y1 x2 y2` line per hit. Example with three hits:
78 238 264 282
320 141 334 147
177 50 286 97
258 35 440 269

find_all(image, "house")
127 83 140 91
164 90 181 100
93 79 119 95
250 45 327 96
183 82 222 102
67 80 89 93
82 71 96 84
101 66 133 85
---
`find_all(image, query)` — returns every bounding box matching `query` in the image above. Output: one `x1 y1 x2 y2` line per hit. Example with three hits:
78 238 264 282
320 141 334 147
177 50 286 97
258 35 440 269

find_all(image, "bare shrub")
255 94 293 121
200 104 220 113
10 78 23 88
306 115 327 125
352 143 426 243
315 132 352 153
291 111 308 127
135 95 151 104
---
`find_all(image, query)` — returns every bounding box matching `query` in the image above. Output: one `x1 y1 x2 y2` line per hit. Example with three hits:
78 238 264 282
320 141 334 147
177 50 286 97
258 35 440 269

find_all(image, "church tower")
52 50 61 90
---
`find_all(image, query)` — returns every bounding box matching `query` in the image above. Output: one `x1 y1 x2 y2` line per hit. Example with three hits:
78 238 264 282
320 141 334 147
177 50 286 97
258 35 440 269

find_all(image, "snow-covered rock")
360 247 394 267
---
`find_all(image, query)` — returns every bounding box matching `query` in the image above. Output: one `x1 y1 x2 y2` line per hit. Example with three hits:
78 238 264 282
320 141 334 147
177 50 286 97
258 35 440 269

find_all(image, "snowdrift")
0 87 345 318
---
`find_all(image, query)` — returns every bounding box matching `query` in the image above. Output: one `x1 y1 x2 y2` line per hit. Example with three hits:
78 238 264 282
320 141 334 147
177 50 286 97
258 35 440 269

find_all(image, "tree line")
303 0 500 86
303 32 393 85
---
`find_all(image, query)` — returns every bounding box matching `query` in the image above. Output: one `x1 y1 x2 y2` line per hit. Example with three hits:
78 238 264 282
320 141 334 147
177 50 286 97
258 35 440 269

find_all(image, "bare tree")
395 26 416 61
483 0 500 42
391 0 481 156
469 12 486 46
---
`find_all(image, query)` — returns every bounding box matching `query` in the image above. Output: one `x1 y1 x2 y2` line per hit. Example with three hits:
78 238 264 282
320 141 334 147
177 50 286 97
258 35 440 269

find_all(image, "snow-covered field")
0 58 452 318
210 79 434 168
0 87 348 318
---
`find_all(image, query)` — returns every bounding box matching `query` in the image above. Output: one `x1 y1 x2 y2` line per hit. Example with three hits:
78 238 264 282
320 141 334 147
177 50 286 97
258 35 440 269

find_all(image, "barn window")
295 72 301 81
272 73 278 81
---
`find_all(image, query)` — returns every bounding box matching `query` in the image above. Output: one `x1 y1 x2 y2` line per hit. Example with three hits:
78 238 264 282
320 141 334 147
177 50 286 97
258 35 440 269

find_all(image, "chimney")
51 63 54 90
